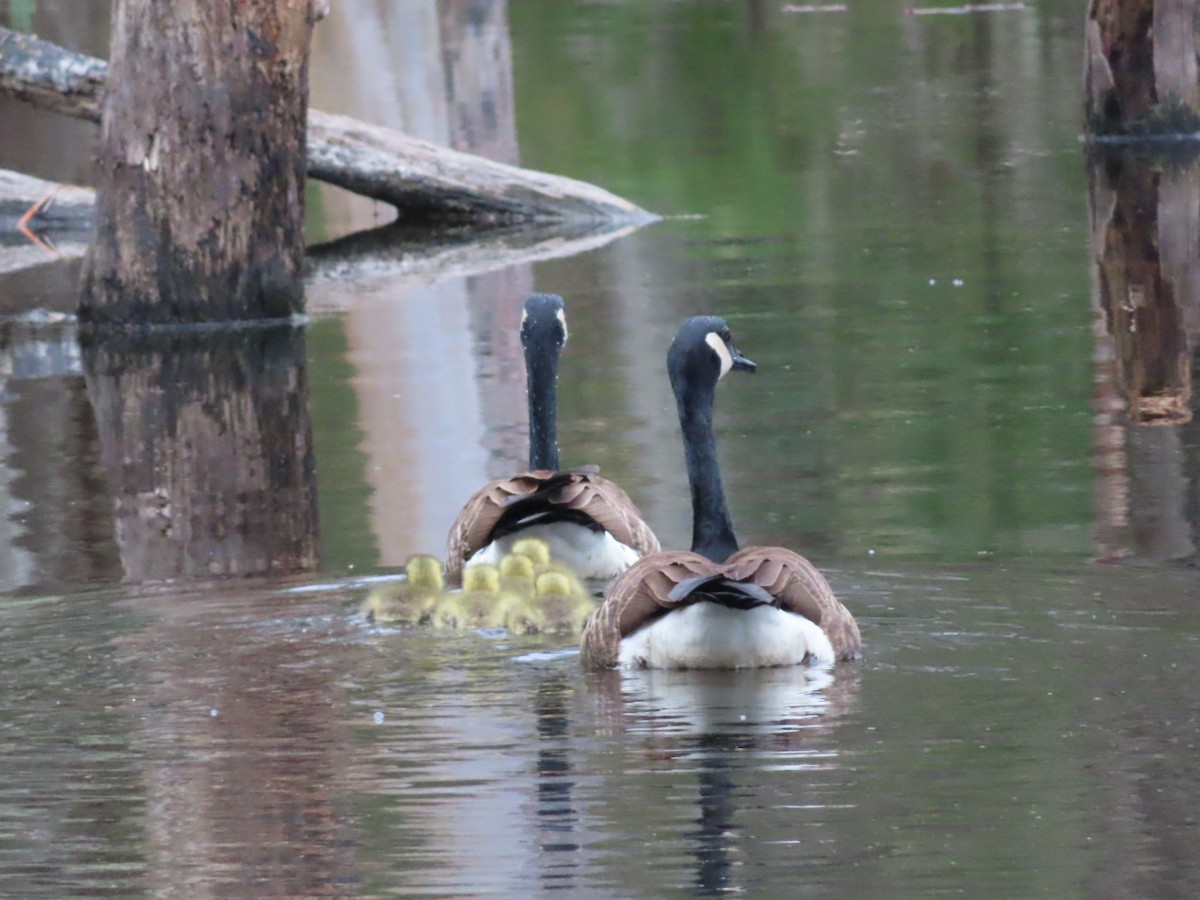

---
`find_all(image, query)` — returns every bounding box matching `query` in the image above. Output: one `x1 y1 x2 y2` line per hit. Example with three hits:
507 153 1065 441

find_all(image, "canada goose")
361 554 445 624
580 316 861 670
445 294 660 583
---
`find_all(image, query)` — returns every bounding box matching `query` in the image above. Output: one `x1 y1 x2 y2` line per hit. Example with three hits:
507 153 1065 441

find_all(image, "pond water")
3 0 1200 897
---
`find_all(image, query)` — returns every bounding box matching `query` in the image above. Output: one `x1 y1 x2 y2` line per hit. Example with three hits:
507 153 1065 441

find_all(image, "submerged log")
0 25 652 226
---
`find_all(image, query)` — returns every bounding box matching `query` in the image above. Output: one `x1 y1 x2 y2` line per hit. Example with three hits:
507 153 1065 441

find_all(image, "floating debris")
905 3 1026 15
782 4 848 12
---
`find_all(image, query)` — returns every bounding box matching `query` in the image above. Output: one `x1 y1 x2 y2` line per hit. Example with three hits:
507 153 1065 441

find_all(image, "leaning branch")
0 26 654 226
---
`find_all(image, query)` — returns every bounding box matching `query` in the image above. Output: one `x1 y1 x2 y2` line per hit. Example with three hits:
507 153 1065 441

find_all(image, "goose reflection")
532 673 580 892
611 665 849 739
584 666 859 896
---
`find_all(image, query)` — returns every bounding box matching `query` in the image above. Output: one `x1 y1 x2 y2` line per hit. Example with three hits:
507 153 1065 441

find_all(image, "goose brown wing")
444 467 660 584
444 471 556 583
580 551 716 669
724 547 861 660
567 474 661 557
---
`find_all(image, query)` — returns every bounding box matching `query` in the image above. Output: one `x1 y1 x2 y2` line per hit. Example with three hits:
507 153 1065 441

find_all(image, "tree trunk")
79 1 316 326
1085 0 1200 135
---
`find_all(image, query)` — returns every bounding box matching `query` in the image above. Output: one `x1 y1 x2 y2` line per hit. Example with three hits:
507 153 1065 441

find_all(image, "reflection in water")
533 674 580 891
81 325 319 582
112 587 366 897
1089 152 1197 425
307 0 534 563
0 318 118 591
609 665 848 739
1088 150 1200 562
689 747 739 897
585 666 860 896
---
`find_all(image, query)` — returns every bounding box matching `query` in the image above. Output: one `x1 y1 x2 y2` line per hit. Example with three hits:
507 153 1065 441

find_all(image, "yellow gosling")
498 552 537 599
535 571 597 634
509 536 589 597
432 565 513 630
362 554 445 625
428 594 467 629
509 536 552 567
498 571 597 635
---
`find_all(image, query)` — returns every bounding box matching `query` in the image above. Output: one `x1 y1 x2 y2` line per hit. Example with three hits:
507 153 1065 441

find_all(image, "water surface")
2 1 1199 897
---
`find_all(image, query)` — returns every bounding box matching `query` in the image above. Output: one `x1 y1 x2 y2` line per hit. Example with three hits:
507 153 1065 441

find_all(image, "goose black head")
667 315 756 399
521 293 568 356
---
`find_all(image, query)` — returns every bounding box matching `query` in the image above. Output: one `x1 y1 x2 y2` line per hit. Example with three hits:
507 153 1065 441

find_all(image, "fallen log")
0 25 654 226
0 165 639 297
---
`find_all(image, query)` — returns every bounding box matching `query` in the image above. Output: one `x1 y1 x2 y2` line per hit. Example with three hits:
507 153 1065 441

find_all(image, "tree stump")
79 1 316 326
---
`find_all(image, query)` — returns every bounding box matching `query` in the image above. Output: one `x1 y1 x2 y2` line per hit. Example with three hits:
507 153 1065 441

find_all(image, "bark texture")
79 1 314 325
81 325 319 581
1085 0 1200 135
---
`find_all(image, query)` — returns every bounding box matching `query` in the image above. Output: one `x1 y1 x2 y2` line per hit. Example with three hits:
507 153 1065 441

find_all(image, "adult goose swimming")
580 315 861 669
444 294 660 584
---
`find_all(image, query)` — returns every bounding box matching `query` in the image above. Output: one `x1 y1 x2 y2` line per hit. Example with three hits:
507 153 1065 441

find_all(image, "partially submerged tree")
1085 0 1200 136
79 0 318 326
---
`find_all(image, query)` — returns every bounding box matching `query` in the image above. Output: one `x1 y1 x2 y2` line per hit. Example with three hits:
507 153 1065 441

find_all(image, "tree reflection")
81 324 319 582
1089 149 1200 563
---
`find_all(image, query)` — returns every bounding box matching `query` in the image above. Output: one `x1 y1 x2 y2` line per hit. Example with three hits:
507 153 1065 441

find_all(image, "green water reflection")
500 1 1096 562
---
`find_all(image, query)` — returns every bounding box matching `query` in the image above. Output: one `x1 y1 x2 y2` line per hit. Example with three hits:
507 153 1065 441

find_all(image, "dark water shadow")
80 323 320 583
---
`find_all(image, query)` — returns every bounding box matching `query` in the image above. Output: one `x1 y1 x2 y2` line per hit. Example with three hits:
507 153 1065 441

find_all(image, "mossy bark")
79 1 316 325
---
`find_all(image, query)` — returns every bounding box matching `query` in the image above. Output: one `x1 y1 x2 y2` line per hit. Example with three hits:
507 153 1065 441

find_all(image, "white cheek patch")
705 332 734 379
521 308 529 328
556 308 568 344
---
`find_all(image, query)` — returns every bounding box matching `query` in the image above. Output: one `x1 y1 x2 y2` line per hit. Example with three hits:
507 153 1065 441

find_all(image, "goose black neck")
526 338 561 472
675 377 739 563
